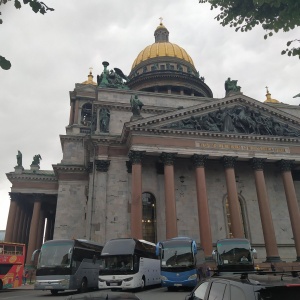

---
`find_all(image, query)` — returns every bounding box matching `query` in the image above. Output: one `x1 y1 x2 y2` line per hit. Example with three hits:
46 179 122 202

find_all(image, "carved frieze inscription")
195 141 290 154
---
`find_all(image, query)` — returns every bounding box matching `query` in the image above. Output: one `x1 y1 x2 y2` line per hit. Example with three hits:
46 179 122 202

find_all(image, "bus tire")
78 278 88 293
50 290 58 295
0 279 3 290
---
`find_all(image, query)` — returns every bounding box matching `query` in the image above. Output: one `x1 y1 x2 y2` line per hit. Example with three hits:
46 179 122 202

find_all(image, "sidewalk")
15 283 35 289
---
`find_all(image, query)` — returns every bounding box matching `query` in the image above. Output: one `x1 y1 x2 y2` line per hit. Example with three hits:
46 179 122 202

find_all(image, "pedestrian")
22 269 29 285
206 266 211 277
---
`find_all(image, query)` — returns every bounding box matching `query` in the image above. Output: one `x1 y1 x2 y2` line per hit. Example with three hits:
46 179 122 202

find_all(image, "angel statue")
16 150 22 167
225 77 241 95
130 95 144 117
32 154 42 166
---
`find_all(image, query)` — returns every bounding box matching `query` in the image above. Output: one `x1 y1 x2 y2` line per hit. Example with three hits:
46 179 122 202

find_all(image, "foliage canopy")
0 0 54 70
199 0 300 58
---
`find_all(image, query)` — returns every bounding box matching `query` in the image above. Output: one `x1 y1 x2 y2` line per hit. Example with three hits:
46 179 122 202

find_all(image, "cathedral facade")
5 22 300 267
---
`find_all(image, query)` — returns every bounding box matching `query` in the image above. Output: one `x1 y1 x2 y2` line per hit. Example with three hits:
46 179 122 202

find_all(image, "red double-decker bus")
0 242 26 290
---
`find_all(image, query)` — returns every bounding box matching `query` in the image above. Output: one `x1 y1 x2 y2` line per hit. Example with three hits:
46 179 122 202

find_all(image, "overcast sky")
0 0 299 230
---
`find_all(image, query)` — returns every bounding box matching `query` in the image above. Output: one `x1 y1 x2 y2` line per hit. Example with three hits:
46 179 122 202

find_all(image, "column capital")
95 160 110 172
278 159 295 172
160 152 177 166
251 158 266 171
191 154 208 168
9 192 21 201
128 150 145 165
222 156 238 169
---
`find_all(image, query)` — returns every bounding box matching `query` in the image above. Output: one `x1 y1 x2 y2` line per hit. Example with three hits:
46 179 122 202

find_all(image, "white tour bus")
33 239 103 295
98 238 160 290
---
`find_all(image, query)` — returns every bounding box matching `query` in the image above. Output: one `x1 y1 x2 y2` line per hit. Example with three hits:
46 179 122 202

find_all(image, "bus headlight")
161 275 168 281
188 274 198 280
98 278 105 282
59 279 70 286
123 277 133 282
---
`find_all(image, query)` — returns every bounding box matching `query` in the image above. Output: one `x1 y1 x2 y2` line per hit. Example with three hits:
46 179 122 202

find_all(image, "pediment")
127 95 300 139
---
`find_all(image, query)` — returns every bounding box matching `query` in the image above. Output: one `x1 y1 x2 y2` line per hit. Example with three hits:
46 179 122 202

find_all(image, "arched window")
142 192 156 243
81 103 92 126
224 196 249 239
81 103 96 132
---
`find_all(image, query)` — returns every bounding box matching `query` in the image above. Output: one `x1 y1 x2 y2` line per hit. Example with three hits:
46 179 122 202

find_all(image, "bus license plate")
174 284 182 286
46 286 53 289
110 283 118 286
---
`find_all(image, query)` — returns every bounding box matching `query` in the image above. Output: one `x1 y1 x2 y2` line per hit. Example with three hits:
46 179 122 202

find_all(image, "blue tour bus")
156 237 198 290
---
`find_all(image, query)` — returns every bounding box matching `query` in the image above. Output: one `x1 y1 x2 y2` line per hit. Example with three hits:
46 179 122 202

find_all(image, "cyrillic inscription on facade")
195 142 290 153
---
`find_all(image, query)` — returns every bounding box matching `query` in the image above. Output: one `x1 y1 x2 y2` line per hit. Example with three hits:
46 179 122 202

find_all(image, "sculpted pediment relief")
162 104 300 137
128 96 300 138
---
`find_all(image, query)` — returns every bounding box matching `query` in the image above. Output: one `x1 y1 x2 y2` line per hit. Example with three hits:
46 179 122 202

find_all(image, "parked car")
185 272 300 300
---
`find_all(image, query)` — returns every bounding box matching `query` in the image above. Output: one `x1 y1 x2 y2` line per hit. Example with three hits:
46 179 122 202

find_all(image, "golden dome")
82 68 97 85
264 87 279 103
131 42 195 69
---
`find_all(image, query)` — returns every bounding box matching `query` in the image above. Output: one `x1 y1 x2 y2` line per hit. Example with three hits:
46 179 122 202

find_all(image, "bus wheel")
50 290 58 295
78 278 88 293
0 279 3 290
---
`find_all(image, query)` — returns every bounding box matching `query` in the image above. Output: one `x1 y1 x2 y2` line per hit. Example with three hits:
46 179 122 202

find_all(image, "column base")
264 256 282 263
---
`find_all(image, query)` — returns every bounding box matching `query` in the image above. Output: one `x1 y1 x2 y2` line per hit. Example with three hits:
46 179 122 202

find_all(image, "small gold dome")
131 42 195 69
264 87 279 103
82 68 97 85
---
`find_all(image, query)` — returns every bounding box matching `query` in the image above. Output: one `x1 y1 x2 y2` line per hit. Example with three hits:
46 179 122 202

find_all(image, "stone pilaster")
129 151 144 239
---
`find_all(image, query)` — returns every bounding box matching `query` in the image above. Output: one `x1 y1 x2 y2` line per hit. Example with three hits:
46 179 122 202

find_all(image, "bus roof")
0 241 25 247
101 238 155 256
217 238 251 245
42 239 103 248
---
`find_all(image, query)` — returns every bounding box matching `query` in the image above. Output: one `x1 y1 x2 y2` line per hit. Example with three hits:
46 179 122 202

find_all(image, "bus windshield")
38 241 74 268
100 255 133 272
217 240 252 265
162 246 194 268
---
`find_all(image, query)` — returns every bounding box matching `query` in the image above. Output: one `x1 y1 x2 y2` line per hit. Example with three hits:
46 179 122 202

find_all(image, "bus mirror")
68 248 72 260
93 255 97 264
31 249 41 262
212 250 217 261
252 248 257 259
155 243 161 256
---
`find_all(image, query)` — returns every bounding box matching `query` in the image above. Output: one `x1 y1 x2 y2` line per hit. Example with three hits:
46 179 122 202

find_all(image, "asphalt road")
0 286 191 300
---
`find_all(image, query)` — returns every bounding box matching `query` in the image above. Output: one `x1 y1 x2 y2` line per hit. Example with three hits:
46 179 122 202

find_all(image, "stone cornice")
125 126 300 143
6 172 57 182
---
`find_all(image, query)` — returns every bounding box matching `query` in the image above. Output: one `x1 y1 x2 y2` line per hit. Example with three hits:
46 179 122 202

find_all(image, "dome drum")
128 71 212 97
129 56 198 80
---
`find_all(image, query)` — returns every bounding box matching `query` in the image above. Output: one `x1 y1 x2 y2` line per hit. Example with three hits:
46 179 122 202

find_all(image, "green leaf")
14 0 22 9
0 56 12 70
